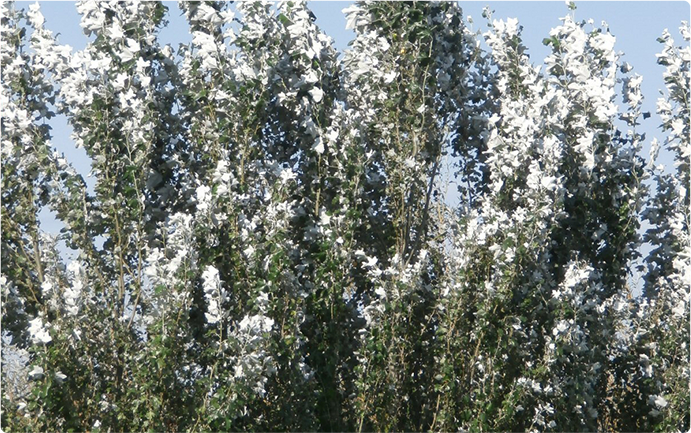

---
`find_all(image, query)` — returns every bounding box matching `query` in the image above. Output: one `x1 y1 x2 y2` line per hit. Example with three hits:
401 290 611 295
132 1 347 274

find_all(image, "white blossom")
28 317 51 345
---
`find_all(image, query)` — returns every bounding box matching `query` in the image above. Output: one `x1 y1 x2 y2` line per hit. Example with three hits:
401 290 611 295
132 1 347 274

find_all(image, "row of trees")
1 1 688 431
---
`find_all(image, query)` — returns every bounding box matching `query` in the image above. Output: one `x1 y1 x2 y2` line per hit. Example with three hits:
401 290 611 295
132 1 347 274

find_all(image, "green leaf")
278 13 290 26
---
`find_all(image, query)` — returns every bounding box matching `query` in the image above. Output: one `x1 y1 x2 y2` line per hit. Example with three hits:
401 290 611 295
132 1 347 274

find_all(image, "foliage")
1 1 688 432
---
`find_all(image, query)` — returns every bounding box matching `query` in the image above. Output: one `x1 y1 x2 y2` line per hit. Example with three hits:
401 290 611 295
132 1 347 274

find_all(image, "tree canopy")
1 1 688 431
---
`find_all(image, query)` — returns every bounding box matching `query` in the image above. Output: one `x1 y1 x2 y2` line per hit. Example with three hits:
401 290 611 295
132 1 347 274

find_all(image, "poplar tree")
1 2 688 432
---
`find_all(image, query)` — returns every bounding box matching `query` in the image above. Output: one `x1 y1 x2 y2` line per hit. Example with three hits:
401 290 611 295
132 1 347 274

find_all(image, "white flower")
120 38 141 62
55 371 67 384
107 23 125 41
239 314 274 334
312 137 325 154
319 212 331 226
592 32 616 53
363 256 378 268
309 87 324 103
196 185 212 211
343 4 363 30
672 301 686 318
135 57 150 73
197 2 224 26
202 265 224 324
28 366 44 379
234 364 244 378
540 175 558 191
279 168 297 184
28 3 45 27
553 320 569 336
40 280 53 296
192 31 219 69
28 317 51 344
383 71 397 83
652 395 668 409
671 118 685 136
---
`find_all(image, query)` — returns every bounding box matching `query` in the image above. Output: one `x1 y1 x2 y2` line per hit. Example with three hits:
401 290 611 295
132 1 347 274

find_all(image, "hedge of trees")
1 1 688 431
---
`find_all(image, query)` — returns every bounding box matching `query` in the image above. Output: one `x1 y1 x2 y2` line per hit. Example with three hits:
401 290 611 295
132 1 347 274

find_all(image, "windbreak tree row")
1 1 688 432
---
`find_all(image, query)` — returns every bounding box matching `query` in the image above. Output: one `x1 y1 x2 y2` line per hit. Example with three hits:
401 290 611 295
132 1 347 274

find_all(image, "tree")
639 22 690 432
1 2 688 432
432 10 646 430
